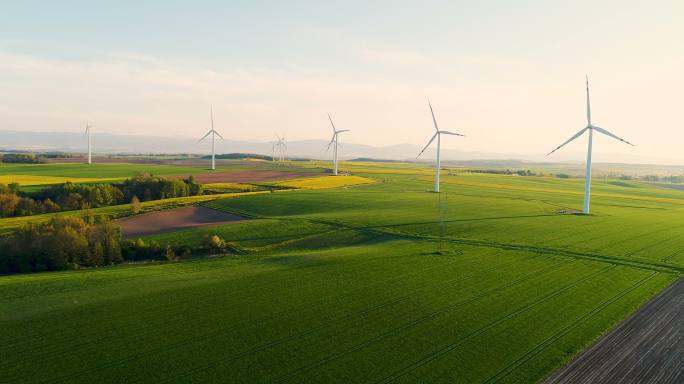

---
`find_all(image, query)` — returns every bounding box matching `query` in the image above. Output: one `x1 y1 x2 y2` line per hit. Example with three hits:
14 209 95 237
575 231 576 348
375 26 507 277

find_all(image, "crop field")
273 175 375 189
0 163 207 179
1 162 682 383
0 174 122 186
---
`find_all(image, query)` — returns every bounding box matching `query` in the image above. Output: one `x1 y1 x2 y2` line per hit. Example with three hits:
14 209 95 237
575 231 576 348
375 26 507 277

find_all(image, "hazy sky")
1 1 682 162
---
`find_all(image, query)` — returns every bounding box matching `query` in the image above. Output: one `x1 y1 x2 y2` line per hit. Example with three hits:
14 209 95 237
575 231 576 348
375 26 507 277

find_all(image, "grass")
1 162 682 383
0 163 208 178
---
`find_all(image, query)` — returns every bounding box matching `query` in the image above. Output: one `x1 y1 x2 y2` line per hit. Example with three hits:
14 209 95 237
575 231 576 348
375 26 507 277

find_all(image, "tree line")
0 213 234 274
0 153 47 163
0 215 122 273
0 173 204 218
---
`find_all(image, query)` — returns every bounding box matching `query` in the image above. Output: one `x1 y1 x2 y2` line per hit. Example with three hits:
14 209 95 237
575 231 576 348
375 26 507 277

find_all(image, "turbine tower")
275 135 286 162
326 114 350 176
279 136 286 162
84 122 94 165
272 142 277 162
199 107 224 170
417 100 464 193
546 76 634 214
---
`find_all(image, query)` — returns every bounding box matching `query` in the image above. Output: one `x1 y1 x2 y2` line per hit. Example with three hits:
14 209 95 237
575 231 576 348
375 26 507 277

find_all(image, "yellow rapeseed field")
204 183 261 192
274 175 375 190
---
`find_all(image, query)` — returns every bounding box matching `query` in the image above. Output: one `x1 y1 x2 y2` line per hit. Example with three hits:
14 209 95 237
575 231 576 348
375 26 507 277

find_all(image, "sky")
0 0 683 163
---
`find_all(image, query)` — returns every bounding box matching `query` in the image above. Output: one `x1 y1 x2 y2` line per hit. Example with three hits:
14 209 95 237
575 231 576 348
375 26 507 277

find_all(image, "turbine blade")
326 133 336 152
213 130 225 140
336 129 350 133
417 132 438 158
439 130 464 136
328 113 337 133
199 130 212 142
210 106 215 130
428 99 439 131
592 125 634 146
546 127 589 156
586 75 591 125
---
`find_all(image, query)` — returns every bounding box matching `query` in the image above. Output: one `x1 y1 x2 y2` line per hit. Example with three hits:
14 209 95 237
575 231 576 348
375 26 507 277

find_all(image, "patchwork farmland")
1 161 682 383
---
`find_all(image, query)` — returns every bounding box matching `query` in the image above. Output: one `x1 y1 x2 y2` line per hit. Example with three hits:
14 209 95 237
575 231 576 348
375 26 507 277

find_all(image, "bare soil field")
545 277 684 384
189 170 319 183
118 206 246 239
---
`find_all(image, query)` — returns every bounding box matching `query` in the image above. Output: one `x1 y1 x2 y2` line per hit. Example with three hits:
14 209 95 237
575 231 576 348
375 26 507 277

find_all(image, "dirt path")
545 277 684 384
118 206 246 239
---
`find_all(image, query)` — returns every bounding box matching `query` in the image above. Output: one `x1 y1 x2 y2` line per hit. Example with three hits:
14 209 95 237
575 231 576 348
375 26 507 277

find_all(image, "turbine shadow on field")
365 213 560 229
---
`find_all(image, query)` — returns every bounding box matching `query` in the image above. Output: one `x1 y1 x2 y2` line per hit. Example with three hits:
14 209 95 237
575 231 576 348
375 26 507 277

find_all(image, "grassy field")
0 163 208 178
1 162 682 383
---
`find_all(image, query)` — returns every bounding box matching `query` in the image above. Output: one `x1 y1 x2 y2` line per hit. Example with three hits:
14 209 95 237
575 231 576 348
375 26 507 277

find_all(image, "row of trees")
0 174 204 218
464 169 538 176
0 153 46 163
622 174 684 183
122 235 231 262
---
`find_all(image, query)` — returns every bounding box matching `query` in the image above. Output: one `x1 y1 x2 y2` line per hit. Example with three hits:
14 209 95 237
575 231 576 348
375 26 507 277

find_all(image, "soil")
118 206 246 239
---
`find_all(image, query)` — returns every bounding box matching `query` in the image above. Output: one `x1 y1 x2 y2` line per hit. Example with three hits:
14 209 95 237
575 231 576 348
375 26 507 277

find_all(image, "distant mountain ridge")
0 129 490 161
1 129 682 166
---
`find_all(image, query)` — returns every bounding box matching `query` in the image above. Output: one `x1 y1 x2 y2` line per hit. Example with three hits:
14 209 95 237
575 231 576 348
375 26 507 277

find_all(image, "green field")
1 163 682 383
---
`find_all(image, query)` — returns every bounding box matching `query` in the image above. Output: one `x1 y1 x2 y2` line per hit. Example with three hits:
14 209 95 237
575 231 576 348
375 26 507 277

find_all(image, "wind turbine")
84 122 94 164
546 76 634 214
199 107 224 170
278 136 286 162
272 142 277 162
326 114 350 176
417 100 464 193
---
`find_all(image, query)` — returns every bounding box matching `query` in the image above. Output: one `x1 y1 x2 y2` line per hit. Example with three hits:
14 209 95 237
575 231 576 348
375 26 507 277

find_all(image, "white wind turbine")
84 122 94 164
277 135 286 162
199 107 224 170
326 114 350 176
417 100 464 193
546 76 634 214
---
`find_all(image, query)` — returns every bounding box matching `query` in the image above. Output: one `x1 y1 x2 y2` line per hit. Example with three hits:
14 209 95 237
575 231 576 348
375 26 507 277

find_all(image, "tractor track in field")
150 258 569 384
374 265 617 384
483 272 659 383
269 260 572 383
35 251 522 384
544 277 684 384
204 202 683 274
294 218 684 274
9 247 461 373
4 244 428 356
142 257 559 383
